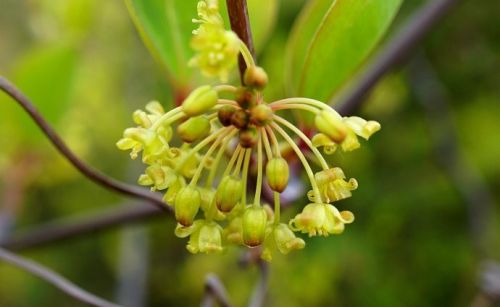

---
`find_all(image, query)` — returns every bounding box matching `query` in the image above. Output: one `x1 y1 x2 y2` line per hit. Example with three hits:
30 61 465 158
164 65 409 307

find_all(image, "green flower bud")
250 104 273 126
174 186 201 226
217 105 236 126
266 157 289 193
215 176 243 212
177 116 211 143
239 127 258 148
244 66 268 90
314 110 348 143
182 85 218 116
231 109 249 129
242 206 268 247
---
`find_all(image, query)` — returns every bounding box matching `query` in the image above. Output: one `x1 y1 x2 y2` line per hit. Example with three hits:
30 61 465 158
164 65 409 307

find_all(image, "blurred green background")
0 0 499 306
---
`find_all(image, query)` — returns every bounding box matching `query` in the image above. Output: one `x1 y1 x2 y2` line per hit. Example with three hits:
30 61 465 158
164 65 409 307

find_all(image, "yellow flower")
175 220 224 254
261 223 305 261
308 168 358 203
289 203 354 237
313 113 381 153
189 1 240 81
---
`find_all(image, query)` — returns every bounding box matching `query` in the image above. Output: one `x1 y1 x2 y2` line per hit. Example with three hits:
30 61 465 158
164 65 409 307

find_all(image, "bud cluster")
116 0 381 261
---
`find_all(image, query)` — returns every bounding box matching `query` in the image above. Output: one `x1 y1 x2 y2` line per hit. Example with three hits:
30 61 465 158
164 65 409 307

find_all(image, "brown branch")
336 0 459 115
0 247 121 307
0 202 162 251
226 0 255 81
201 273 233 307
0 76 168 211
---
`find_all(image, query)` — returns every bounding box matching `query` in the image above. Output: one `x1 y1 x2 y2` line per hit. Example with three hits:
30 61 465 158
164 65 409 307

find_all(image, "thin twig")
201 273 233 307
336 0 459 115
226 0 255 81
0 247 121 307
0 202 162 251
0 76 167 211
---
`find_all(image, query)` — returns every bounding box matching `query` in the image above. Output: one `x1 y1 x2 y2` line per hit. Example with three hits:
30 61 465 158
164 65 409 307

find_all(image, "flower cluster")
117 0 380 261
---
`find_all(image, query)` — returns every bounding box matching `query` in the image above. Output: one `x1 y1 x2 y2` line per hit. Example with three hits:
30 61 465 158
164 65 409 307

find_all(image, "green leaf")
125 0 197 87
0 43 78 144
286 0 402 102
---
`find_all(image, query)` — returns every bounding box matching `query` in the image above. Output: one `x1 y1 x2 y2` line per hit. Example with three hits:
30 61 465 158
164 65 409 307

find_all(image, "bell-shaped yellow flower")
289 203 354 237
175 220 224 254
261 223 305 261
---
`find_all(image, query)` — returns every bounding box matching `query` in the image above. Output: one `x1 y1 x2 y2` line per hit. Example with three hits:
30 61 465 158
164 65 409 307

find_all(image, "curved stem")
271 103 320 114
270 123 322 203
238 39 256 68
264 126 280 157
0 76 167 211
221 145 242 178
273 115 329 170
269 97 333 112
151 107 183 130
232 146 246 177
217 99 240 107
0 247 120 307
241 148 252 206
214 84 237 93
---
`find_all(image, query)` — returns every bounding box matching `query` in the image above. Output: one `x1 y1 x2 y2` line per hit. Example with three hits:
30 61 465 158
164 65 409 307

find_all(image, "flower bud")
231 109 249 129
174 186 201 226
235 87 255 109
239 127 258 148
177 116 211 143
266 157 289 193
314 110 348 143
215 176 242 212
242 206 268 247
244 66 268 90
218 105 236 126
182 85 218 116
250 104 273 126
